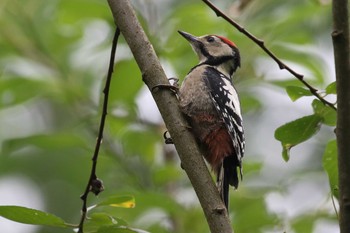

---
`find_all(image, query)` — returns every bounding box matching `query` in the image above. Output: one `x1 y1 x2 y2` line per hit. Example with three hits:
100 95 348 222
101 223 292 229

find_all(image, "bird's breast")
178 67 216 117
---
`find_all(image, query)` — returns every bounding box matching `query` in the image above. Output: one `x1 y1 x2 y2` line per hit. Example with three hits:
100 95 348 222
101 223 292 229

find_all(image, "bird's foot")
214 207 226 214
152 77 179 94
163 131 174 144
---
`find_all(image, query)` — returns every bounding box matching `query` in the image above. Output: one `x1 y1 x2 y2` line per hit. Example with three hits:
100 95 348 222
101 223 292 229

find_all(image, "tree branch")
107 0 234 232
332 0 350 232
202 0 337 111
78 28 121 233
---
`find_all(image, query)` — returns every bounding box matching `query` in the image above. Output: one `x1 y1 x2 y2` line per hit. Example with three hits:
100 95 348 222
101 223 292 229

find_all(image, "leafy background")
0 0 338 232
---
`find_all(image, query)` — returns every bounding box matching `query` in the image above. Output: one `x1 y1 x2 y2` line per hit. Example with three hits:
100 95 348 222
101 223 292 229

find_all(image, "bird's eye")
207 37 215 43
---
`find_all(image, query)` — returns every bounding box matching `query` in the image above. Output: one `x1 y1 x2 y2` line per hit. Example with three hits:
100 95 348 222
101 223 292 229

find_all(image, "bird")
177 30 245 209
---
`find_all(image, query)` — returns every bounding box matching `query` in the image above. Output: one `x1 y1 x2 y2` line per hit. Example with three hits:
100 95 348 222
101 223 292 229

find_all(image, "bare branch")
78 28 121 233
332 0 350 232
107 0 234 232
202 0 337 111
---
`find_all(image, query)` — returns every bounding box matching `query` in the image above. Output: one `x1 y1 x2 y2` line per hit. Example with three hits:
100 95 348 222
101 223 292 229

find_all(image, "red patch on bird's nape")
216 35 237 48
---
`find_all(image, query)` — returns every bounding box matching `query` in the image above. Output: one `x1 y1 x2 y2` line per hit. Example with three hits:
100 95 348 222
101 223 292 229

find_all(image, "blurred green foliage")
0 0 338 232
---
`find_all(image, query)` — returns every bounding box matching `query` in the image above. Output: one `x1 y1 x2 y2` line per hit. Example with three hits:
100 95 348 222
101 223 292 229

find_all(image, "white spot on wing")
206 71 245 161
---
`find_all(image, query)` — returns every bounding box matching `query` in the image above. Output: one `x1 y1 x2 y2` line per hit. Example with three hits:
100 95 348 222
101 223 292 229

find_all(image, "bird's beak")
178 30 199 44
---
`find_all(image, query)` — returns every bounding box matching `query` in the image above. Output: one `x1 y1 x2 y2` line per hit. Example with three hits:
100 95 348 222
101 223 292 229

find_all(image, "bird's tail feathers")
217 156 240 210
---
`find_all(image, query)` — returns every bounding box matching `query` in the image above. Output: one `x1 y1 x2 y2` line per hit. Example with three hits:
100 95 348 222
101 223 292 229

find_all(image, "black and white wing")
203 66 245 163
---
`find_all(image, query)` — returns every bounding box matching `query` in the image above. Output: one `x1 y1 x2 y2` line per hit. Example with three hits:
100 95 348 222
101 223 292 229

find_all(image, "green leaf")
0 77 47 108
88 212 120 225
109 60 143 106
312 99 337 126
132 192 183 215
0 206 69 228
153 165 182 185
2 132 88 154
240 95 262 113
322 140 338 199
270 79 303 89
275 115 323 161
97 195 135 208
286 86 312 101
282 146 292 162
232 195 278 232
325 81 336 94
292 214 320 233
96 226 140 233
57 0 109 24
84 213 128 233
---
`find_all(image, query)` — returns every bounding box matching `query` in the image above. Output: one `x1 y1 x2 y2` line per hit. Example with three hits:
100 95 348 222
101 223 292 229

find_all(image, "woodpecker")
178 31 244 209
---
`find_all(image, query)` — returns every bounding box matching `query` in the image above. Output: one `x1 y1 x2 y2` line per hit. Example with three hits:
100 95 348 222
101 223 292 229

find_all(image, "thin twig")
77 27 121 233
202 0 337 111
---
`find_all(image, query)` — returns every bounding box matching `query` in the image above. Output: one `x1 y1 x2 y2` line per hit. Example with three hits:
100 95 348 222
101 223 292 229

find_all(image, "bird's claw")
214 207 226 214
152 77 179 94
168 77 180 87
163 131 174 144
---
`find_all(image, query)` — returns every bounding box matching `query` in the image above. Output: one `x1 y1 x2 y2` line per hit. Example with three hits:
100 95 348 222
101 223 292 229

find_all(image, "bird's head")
178 30 240 77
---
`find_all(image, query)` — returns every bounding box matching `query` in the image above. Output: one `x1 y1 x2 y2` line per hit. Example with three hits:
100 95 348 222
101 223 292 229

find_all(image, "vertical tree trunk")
332 0 350 232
